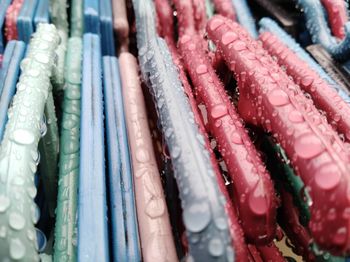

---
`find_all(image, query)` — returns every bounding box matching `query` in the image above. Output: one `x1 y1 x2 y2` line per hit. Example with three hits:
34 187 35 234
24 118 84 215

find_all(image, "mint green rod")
0 24 59 261
70 0 84 37
50 0 68 92
53 0 83 260
53 37 82 262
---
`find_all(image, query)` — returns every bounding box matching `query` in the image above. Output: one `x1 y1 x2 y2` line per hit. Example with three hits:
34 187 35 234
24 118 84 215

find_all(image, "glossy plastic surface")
17 0 39 43
133 1 235 260
296 0 350 60
78 33 109 262
0 23 59 261
207 15 350 255
260 31 350 140
0 0 12 53
0 41 25 140
212 0 236 20
102 56 141 262
84 0 100 34
34 0 49 26
53 37 82 262
120 52 177 262
112 0 129 51
5 0 24 41
179 34 277 244
230 0 257 37
100 0 115 56
320 0 348 39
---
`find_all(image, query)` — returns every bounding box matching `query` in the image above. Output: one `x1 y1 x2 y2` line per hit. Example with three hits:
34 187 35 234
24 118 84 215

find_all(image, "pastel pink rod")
119 53 178 262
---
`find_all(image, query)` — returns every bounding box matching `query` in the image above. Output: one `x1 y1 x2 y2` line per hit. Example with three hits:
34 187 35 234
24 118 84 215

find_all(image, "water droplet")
180 35 191 44
36 228 47 252
215 217 228 230
183 202 211 233
208 238 224 257
288 110 304 123
188 44 196 51
27 69 40 77
189 233 200 244
196 64 208 75
221 31 238 45
268 89 289 106
35 53 49 64
333 227 347 245
327 208 336 221
0 195 10 212
0 226 6 238
249 194 267 216
315 163 341 190
31 150 40 166
145 198 165 218
301 76 314 86
136 147 150 163
27 229 35 241
171 146 181 158
343 207 350 219
210 18 224 31
211 104 227 119
294 133 324 159
9 212 25 230
27 186 37 198
231 132 243 144
10 239 25 259
11 129 35 145
233 40 246 51
215 120 222 127
32 205 40 224
135 168 148 178
226 246 234 262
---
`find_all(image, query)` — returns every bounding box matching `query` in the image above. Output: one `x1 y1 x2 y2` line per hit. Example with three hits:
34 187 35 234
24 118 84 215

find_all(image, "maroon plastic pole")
179 33 277 244
260 31 350 141
207 15 350 255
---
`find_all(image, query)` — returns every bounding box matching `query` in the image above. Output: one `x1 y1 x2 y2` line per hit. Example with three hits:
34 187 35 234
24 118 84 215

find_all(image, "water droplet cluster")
207 15 350 254
134 1 235 260
0 23 59 261
179 33 277 244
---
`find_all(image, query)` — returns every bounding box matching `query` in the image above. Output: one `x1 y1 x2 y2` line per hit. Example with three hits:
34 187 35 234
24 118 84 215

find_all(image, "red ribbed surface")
212 0 237 21
173 0 196 36
154 0 175 44
260 31 350 141
207 15 350 255
179 34 277 244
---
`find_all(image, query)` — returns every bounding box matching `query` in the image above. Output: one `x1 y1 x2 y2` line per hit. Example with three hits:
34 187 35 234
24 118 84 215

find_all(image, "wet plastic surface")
0 24 59 261
208 15 350 255
120 52 177 262
179 34 277 244
103 55 141 262
78 33 109 262
133 1 235 260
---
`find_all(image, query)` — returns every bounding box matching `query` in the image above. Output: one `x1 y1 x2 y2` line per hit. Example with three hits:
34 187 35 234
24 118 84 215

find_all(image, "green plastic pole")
53 0 83 260
50 0 68 92
53 37 82 262
0 23 59 261
70 0 84 37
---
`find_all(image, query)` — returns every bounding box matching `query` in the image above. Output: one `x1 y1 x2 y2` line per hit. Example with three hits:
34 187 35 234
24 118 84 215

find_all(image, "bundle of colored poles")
2 0 350 261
